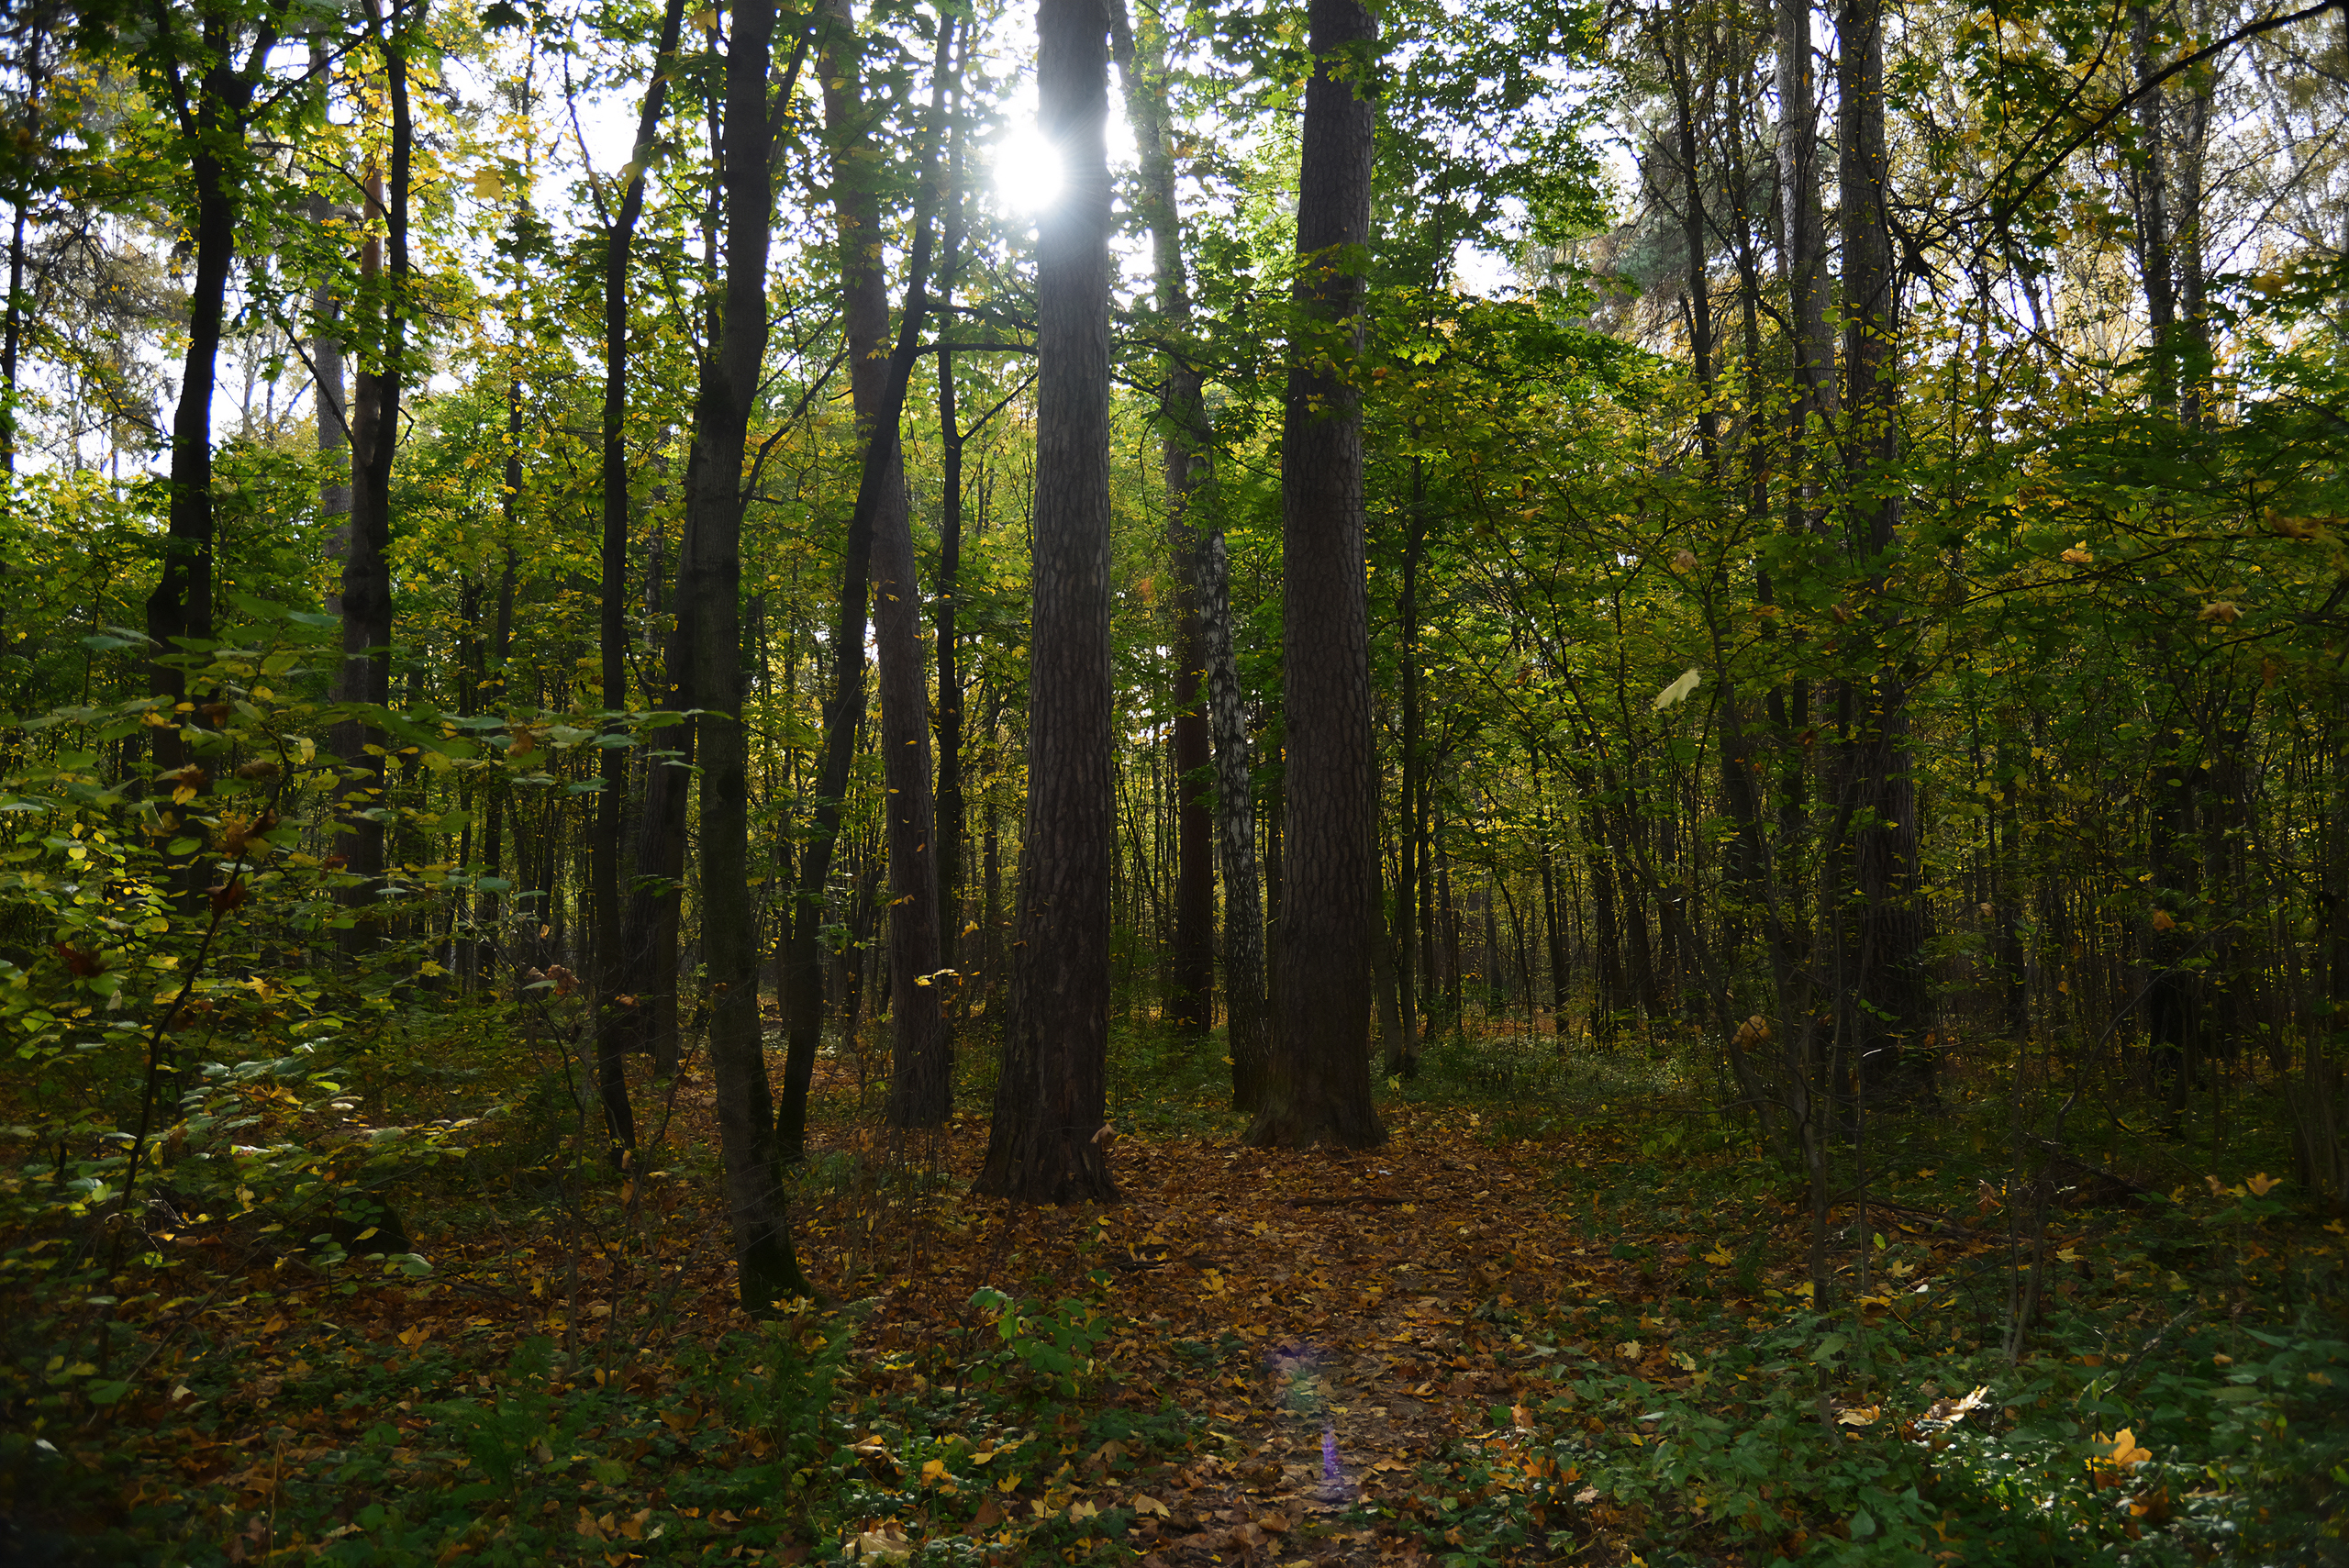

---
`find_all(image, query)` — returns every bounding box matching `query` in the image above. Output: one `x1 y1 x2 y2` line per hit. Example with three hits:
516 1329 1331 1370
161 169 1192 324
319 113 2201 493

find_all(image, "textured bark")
588 0 685 1157
685 0 809 1313
1121 10 1214 1038
976 0 1118 1204
1248 0 1385 1151
1197 525 1267 1106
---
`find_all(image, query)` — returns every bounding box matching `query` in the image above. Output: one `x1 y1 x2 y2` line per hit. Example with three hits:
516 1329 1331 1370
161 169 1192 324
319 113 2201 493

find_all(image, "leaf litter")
21 1047 2339 1566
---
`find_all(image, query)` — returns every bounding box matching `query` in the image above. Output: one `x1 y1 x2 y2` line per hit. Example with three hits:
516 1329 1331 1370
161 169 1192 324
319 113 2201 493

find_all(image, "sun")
993 120 1063 214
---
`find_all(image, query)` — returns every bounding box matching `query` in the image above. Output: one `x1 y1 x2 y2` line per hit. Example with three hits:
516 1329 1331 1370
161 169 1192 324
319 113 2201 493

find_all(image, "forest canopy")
1 0 2347 1562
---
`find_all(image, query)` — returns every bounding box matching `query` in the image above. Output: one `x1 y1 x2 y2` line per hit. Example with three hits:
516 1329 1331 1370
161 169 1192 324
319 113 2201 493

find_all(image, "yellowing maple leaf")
1702 1243 1734 1266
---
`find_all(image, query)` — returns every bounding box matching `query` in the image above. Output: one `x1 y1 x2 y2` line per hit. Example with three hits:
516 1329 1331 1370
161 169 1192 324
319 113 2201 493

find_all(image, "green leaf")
1851 1507 1876 1538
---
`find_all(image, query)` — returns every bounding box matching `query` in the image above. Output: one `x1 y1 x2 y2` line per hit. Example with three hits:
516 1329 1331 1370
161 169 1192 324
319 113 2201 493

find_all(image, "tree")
117 0 293 780
585 0 687 1158
333 0 418 944
1248 0 1384 1151
1826 0 1931 1104
684 0 813 1311
976 0 1117 1204
1123 4 1216 1042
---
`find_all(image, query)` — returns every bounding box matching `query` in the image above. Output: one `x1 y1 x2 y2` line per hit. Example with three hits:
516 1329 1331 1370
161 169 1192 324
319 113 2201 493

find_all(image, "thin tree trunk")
1396 456 1426 1071
589 0 685 1160
1122 7 1216 1040
933 27 971 990
777 0 892 1162
870 16 956 1129
310 43 351 621
976 0 1119 1203
1250 0 1385 1151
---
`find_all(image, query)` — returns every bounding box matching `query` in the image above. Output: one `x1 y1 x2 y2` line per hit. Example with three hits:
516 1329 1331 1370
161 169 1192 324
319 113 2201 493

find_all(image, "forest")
0 0 2346 1561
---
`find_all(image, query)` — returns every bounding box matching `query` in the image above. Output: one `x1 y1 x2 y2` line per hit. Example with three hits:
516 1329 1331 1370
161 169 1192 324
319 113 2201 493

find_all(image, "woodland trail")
782 1095 1665 1564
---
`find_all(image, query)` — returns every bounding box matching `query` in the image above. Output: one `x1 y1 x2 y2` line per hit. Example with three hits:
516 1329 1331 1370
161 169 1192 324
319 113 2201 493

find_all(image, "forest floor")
6 1021 2348 1566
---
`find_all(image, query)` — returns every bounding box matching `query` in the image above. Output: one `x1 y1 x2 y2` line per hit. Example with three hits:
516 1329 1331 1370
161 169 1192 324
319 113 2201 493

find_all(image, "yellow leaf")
2245 1172 2281 1196
1702 1244 1734 1266
1653 668 1701 711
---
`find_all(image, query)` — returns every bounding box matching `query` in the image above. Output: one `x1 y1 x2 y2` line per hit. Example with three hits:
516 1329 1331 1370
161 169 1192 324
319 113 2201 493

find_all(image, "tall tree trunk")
777 0 889 1162
1831 0 1931 1102
933 26 971 993
1121 6 1215 1040
589 0 686 1159
1250 0 1385 1151
976 0 1118 1203
1396 456 1427 1071
335 8 414 944
1194 450 1266 1106
799 0 952 1130
685 0 811 1312
870 16 956 1129
622 488 693 1076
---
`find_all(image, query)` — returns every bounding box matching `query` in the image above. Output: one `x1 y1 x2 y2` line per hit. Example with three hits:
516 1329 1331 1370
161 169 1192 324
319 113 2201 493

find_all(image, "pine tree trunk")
1249 0 1384 1151
976 0 1118 1203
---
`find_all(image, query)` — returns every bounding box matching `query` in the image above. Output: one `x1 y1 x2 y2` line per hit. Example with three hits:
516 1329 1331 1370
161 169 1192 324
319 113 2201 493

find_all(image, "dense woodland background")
2 0 2348 1561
